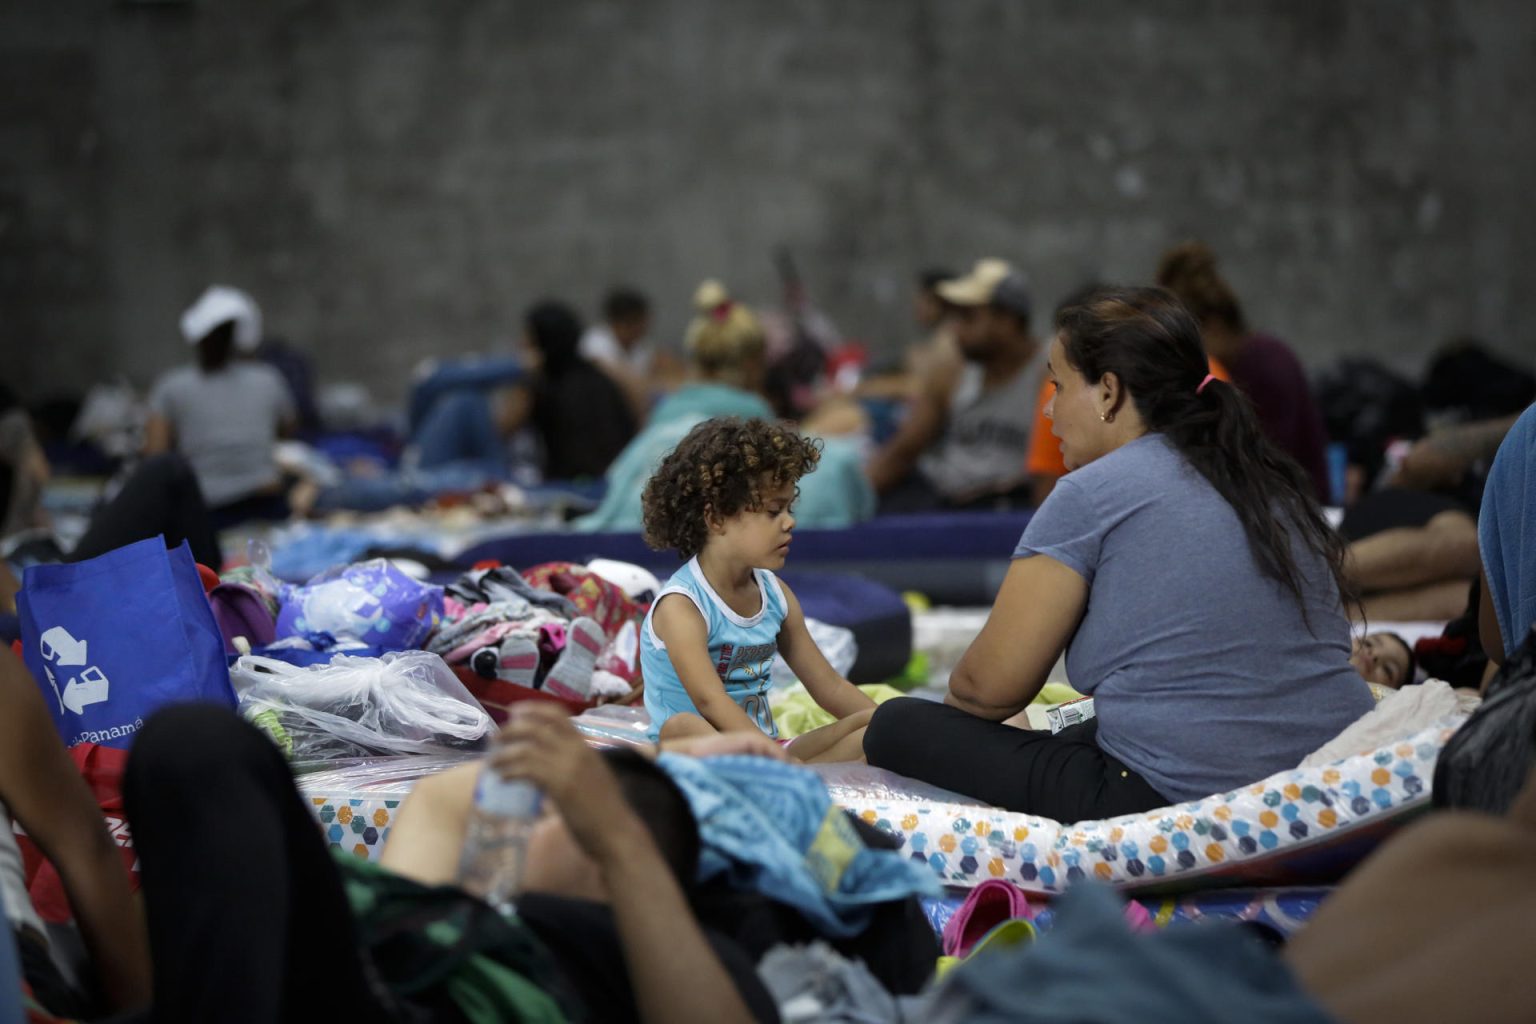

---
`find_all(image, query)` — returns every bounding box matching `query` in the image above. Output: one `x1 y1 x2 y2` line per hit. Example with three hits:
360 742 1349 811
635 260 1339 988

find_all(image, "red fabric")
17 743 139 925
521 562 645 642
453 666 588 724
520 562 647 685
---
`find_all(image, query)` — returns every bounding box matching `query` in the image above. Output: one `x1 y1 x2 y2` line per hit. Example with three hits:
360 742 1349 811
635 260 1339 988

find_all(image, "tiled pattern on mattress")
842 720 1458 894
310 796 402 860
299 756 472 861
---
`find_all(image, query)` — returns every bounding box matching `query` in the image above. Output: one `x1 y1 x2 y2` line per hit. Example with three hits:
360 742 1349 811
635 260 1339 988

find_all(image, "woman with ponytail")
863 288 1371 822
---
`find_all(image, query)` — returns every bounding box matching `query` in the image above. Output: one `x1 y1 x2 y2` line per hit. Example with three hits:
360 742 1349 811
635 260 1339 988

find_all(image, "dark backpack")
1432 626 1536 815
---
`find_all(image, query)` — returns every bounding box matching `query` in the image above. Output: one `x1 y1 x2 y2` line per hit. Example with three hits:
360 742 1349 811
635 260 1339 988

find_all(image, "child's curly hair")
642 417 822 559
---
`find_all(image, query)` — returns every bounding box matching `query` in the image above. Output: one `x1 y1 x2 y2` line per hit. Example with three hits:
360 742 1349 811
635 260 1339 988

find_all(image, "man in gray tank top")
868 259 1047 510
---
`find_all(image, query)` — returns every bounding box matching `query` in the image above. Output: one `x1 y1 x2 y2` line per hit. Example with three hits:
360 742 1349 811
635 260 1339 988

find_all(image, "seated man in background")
866 259 1048 512
1340 491 1482 622
580 287 680 421
1388 410 1522 498
855 268 960 404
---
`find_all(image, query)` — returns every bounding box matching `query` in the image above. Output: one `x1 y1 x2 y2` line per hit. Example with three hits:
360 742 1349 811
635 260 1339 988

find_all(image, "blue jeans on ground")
412 390 507 476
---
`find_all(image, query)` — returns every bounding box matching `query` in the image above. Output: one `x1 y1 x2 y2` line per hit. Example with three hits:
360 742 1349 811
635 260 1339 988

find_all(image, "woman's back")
1017 434 1372 802
533 360 637 480
149 362 293 507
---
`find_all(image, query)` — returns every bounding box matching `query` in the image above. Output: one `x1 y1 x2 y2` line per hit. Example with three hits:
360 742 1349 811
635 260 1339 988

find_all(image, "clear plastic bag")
809 761 971 805
233 650 495 761
772 617 857 686
570 703 654 749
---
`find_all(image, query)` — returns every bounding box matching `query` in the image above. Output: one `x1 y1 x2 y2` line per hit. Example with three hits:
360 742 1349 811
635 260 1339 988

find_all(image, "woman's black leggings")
71 454 222 568
863 698 1169 822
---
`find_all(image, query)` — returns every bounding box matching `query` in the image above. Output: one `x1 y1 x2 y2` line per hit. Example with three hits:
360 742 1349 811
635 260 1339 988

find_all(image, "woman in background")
1156 242 1331 502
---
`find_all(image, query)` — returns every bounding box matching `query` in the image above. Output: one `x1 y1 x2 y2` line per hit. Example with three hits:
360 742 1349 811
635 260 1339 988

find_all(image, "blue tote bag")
17 536 236 748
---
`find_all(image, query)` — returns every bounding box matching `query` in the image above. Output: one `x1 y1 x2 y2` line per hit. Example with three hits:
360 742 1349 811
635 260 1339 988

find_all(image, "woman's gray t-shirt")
1014 433 1372 803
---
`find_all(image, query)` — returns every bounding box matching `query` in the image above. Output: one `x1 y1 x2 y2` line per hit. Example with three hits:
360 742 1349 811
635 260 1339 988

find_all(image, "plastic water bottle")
457 764 542 915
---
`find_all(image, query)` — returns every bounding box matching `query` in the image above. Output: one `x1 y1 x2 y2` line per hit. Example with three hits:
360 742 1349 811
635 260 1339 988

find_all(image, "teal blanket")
574 384 875 532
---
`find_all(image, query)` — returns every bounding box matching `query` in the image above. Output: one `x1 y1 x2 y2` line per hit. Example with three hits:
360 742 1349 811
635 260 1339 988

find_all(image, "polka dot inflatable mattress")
822 717 1462 895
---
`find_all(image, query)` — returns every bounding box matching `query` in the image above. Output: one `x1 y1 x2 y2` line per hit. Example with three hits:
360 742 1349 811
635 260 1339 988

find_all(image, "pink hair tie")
710 301 734 323
1196 373 1216 395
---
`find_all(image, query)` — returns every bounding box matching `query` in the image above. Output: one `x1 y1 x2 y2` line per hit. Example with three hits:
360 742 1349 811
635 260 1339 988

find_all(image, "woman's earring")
1100 411 1112 423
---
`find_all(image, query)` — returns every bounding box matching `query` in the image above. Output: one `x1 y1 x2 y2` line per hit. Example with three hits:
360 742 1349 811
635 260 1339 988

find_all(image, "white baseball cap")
180 285 263 351
937 259 1033 322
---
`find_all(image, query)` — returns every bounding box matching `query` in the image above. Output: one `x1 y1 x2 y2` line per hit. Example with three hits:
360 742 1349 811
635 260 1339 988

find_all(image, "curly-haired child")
639 417 876 761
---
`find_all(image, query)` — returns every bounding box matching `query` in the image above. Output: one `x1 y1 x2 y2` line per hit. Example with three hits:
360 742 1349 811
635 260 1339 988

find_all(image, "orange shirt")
1025 357 1231 478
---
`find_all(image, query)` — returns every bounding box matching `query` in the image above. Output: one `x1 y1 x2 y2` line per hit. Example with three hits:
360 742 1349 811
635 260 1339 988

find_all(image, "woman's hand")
489 703 638 864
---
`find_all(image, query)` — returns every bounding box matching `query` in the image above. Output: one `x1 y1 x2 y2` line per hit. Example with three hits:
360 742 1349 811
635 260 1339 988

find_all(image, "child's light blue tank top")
641 557 788 741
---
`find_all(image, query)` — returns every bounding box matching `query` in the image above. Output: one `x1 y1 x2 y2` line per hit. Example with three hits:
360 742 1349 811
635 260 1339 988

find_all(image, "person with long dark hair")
862 287 1372 822
524 300 637 480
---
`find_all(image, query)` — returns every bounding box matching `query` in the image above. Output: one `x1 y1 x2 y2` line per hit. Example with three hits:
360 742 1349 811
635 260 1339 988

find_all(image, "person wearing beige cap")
866 259 1049 511
144 285 297 526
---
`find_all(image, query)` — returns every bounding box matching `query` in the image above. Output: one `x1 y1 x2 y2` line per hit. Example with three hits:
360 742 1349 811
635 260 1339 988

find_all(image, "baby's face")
1351 633 1412 689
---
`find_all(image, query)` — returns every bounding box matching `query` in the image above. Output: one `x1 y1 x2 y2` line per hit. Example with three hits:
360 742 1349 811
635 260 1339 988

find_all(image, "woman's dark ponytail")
1057 288 1353 629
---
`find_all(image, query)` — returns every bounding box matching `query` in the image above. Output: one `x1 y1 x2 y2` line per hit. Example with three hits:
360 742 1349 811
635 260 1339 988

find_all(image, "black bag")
1432 626 1536 815
1315 357 1424 484
1421 340 1536 426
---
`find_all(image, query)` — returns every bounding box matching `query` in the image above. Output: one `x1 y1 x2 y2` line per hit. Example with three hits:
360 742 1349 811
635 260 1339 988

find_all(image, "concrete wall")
3 1 1533 405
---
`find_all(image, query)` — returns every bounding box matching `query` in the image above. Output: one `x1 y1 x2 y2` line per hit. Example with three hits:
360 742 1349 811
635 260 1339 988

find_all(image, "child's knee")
659 712 712 742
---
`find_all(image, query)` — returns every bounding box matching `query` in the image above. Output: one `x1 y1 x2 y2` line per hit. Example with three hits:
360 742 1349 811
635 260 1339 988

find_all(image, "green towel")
1035 682 1084 706
771 683 907 738
337 853 572 1023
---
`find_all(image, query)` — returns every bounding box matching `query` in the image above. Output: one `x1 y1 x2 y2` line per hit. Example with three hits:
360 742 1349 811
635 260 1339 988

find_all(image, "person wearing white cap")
144 286 296 524
865 259 1048 511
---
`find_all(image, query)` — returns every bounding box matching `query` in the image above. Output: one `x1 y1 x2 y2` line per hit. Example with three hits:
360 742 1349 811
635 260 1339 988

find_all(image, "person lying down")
382 703 784 1023
1350 631 1415 689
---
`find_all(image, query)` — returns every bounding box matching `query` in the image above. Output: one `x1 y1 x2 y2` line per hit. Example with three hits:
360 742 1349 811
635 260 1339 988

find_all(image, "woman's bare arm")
0 648 151 1010
947 555 1087 720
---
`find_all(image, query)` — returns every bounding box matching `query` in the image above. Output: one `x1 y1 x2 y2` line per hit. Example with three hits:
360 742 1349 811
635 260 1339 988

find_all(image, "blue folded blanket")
656 753 939 937
1481 403 1536 658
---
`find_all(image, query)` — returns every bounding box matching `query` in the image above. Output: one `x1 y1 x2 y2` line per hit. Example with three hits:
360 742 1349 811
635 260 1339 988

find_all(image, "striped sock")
494 635 541 689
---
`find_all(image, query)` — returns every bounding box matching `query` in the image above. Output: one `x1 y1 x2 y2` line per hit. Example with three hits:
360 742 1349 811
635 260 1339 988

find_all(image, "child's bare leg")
658 712 719 746
803 726 869 764
785 707 876 763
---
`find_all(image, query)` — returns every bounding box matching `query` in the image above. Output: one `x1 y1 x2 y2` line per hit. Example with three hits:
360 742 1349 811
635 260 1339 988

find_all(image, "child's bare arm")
652 595 763 734
776 583 876 719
